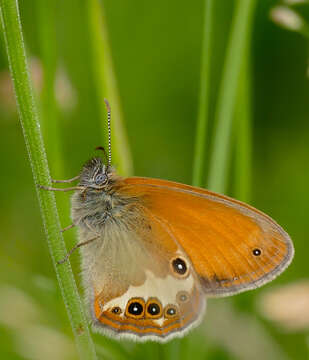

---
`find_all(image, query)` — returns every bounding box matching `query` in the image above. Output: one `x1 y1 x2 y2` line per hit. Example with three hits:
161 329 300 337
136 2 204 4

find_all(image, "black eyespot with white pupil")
167 307 176 315
172 257 188 275
164 304 178 318
95 173 107 185
253 248 262 256
128 302 143 315
147 303 160 316
111 307 121 314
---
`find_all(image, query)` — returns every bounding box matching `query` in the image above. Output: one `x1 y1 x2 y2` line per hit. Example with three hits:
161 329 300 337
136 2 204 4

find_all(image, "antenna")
104 98 112 167
95 146 108 164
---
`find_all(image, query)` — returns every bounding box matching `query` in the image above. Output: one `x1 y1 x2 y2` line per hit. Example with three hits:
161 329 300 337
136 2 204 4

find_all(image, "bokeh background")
0 0 309 359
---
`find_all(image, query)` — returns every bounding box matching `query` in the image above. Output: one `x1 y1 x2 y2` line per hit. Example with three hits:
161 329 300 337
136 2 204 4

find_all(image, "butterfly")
41 100 294 342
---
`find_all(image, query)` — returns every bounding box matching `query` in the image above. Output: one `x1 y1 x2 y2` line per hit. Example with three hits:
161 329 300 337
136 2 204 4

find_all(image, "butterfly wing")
77 175 293 342
77 195 206 342
122 177 294 297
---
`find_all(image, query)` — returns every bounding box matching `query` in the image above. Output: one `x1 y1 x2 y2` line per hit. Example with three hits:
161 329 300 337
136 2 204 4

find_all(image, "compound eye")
94 173 107 185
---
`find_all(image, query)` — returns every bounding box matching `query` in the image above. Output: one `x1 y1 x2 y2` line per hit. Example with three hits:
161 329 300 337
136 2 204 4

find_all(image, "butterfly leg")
61 223 76 233
57 235 100 265
38 184 85 192
51 175 80 183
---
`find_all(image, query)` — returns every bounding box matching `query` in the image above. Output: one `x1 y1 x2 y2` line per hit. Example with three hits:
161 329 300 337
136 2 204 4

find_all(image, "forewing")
122 177 294 297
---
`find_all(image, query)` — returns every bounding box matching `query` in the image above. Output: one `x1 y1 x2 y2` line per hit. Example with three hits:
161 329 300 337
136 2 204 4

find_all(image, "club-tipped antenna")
95 146 108 164
104 98 112 167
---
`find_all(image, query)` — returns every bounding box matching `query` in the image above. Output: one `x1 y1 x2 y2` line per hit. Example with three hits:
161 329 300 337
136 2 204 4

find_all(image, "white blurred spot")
257 280 309 332
0 285 75 359
0 57 76 115
283 0 309 5
16 324 75 360
55 66 76 111
0 285 41 330
270 6 305 32
204 301 289 360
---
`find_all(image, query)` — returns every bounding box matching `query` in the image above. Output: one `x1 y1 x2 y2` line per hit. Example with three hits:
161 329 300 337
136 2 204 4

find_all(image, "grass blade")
35 0 63 176
207 0 257 193
234 42 252 203
192 0 214 187
0 0 97 358
87 0 133 176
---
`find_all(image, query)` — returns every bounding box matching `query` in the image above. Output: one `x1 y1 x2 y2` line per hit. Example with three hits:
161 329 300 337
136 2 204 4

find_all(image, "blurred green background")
0 0 309 359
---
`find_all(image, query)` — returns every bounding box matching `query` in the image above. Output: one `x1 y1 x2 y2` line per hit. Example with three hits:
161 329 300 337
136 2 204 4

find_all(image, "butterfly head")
79 99 114 191
79 157 112 190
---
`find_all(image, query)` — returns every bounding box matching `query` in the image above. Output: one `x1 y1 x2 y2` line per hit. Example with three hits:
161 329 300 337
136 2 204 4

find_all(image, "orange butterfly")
41 100 294 342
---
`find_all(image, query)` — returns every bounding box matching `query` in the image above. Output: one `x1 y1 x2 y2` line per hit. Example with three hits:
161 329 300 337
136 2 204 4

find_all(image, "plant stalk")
207 0 257 193
0 0 97 358
193 0 214 187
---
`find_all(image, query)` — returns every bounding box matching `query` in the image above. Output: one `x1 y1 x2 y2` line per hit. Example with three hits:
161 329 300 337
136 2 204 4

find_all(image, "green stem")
192 0 214 187
207 0 257 193
234 39 252 203
0 0 97 358
87 0 133 177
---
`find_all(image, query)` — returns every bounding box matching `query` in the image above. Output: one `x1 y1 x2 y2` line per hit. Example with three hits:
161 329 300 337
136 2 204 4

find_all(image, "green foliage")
0 0 308 359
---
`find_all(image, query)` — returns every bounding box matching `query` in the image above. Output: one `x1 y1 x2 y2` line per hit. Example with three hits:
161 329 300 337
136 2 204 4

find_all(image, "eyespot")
164 304 178 319
111 306 122 315
147 303 160 316
128 302 143 315
125 298 145 319
94 173 107 186
171 257 189 277
176 291 190 303
145 298 163 319
252 248 262 256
